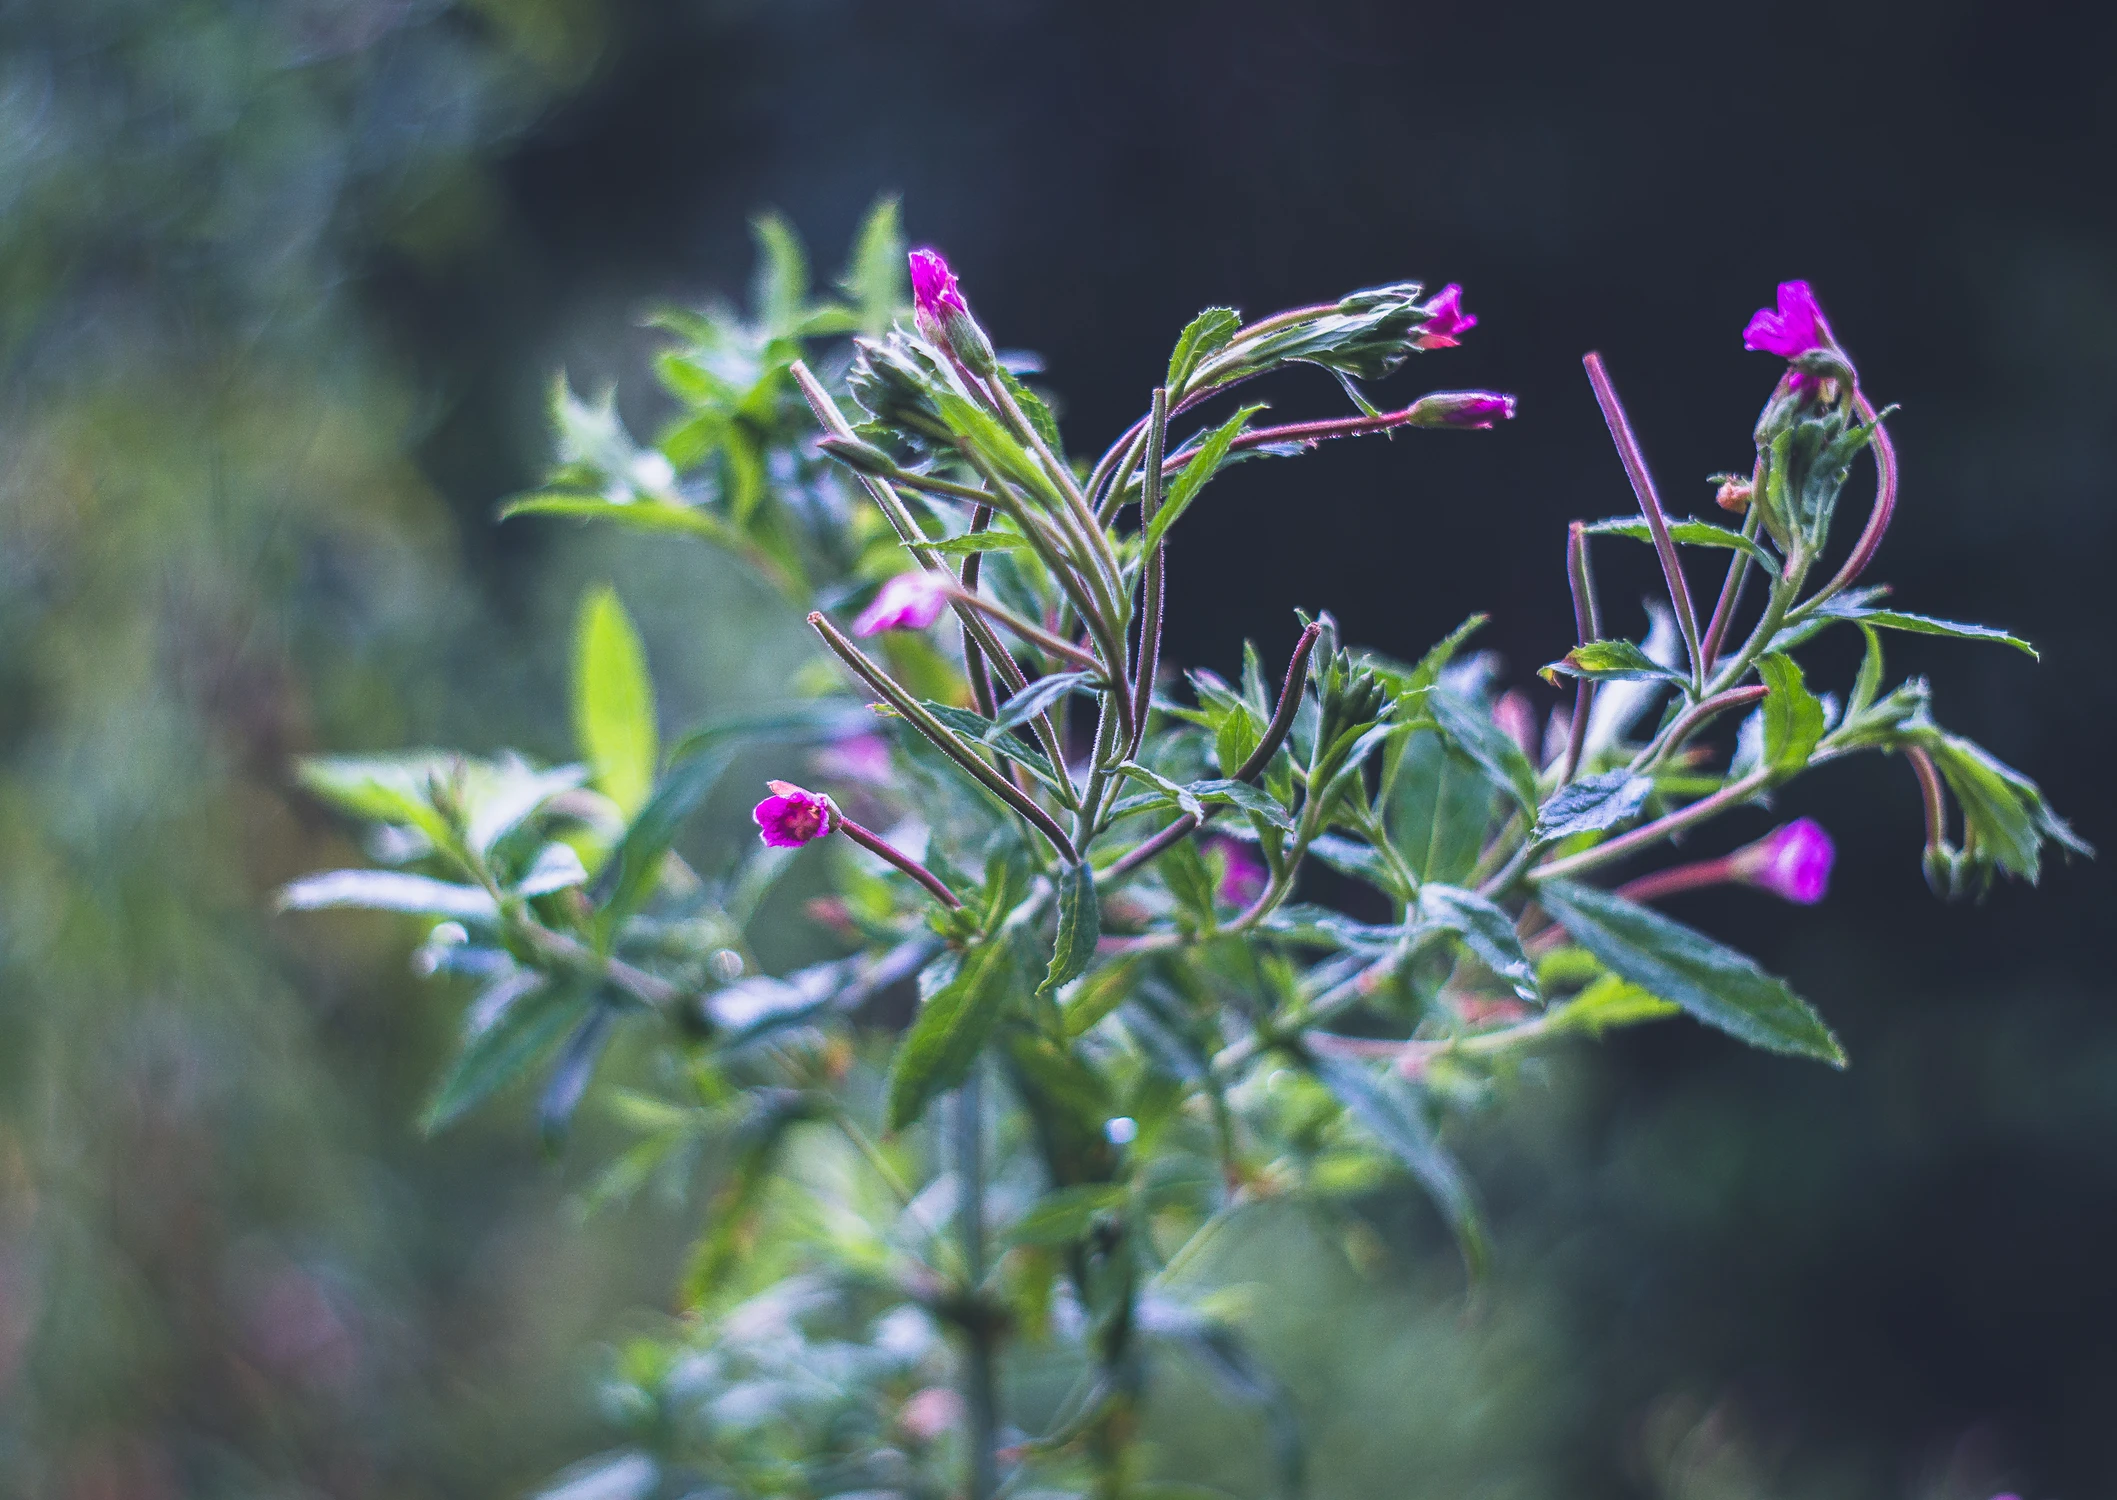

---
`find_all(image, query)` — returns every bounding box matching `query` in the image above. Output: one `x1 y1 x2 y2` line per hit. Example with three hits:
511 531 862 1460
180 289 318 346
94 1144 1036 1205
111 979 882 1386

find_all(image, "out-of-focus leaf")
295 753 458 842
993 671 1095 731
1064 955 1141 1039
516 842 589 897
1139 1297 1306 1498
1757 652 1826 771
539 1006 616 1149
1308 1052 1488 1282
422 981 590 1134
887 939 1020 1130
500 493 740 544
573 585 658 818
1536 880 1844 1064
278 870 497 921
838 194 906 335
1386 730 1494 885
750 211 809 334
1428 689 1539 815
1535 770 1652 842
1418 885 1538 1001
1144 405 1264 551
1008 1183 1125 1246
1039 861 1101 996
681 1088 818 1305
533 1449 660 1500
1548 973 1680 1035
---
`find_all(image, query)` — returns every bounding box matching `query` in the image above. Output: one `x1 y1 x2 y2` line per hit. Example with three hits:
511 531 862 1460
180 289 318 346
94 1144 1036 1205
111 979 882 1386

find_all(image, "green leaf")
1581 514 1777 569
923 527 1036 556
838 194 906 336
887 940 1021 1129
573 585 658 819
993 671 1096 731
919 702 1068 791
1536 880 1844 1065
1386 730 1494 885
278 869 497 920
1308 1053 1488 1282
422 979 590 1133
1166 307 1243 393
538 1007 616 1149
1008 1183 1125 1246
1547 973 1681 1035
1540 638 1688 686
1535 770 1652 842
749 211 810 335
1428 689 1539 815
932 390 1065 510
1040 862 1101 997
1184 778 1295 831
500 493 740 545
294 753 457 843
1921 729 2091 878
1418 884 1539 1000
1144 405 1265 552
997 367 1065 457
1757 653 1826 770
1305 833 1397 891
1801 600 2037 658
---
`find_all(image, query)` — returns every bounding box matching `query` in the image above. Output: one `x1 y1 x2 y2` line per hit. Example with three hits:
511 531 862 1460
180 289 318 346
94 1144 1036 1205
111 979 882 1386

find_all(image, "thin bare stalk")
1698 470 1765 669
1582 353 1702 677
1905 745 1948 852
954 1069 1001 1500
1128 387 1170 758
834 813 965 909
1560 521 1600 783
1806 391 1898 610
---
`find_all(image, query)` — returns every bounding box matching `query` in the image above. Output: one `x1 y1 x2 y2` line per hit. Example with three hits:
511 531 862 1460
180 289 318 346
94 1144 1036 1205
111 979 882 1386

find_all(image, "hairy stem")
1583 353 1702 679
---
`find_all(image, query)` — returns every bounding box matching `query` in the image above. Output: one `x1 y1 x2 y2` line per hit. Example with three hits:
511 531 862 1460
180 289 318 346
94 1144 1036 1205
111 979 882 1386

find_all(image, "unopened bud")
1710 472 1753 514
909 247 999 376
1405 390 1517 430
817 435 899 478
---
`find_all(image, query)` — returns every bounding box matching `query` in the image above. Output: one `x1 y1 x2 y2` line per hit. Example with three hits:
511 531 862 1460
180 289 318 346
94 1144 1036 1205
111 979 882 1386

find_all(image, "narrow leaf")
1040 861 1101 997
1428 690 1539 815
1582 515 1777 568
1308 1053 1488 1282
573 585 658 818
1418 885 1539 1000
993 671 1096 731
279 870 497 921
1541 638 1688 686
887 940 1020 1129
1144 405 1265 552
423 982 590 1133
1166 307 1243 392
1535 770 1653 841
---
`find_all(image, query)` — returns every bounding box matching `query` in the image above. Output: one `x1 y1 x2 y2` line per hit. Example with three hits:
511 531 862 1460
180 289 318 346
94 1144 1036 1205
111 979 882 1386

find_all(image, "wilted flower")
1406 389 1517 429
753 780 833 848
1414 283 1477 349
1741 280 1835 360
1207 835 1268 908
1731 818 1835 903
853 570 953 636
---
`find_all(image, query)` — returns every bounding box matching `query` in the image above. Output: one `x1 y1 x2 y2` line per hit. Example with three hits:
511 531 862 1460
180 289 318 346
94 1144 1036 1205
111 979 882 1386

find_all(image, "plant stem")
1128 387 1170 760
1561 521 1600 784
1804 392 1898 610
1527 768 1772 885
955 1067 1001 1500
834 813 964 909
1698 480 1764 669
1582 353 1702 679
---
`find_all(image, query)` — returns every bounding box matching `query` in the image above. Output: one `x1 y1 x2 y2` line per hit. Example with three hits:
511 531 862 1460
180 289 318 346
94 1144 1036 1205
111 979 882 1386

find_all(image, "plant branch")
1582 353 1702 678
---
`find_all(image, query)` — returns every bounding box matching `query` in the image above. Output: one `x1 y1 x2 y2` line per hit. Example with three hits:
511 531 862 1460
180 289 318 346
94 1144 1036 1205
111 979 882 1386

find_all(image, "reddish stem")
1582 353 1702 673
1812 392 1899 604
834 813 964 909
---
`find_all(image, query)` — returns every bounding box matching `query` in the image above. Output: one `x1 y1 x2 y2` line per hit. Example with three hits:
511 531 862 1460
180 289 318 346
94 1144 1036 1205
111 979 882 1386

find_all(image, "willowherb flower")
1414 283 1477 349
853 570 953 636
1207 835 1268 909
753 780 834 848
813 732 896 785
908 247 998 375
1731 818 1835 904
1406 389 1517 429
1742 280 1836 360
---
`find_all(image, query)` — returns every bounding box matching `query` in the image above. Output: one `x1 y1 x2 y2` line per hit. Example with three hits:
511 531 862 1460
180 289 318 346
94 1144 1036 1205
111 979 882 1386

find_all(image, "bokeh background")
3 0 2113 1495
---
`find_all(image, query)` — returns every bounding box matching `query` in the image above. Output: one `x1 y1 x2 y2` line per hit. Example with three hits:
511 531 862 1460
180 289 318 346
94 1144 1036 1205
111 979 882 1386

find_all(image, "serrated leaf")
1308 1052 1488 1282
1417 884 1539 1000
1547 973 1681 1035
1757 653 1826 770
887 938 1020 1129
1581 515 1777 568
1535 770 1653 841
1040 861 1101 996
1791 599 2037 658
1540 638 1688 686
573 586 658 818
1427 689 1539 815
1144 405 1264 552
278 870 497 921
1166 306 1243 392
1536 880 1844 1064
922 527 1036 555
423 981 590 1133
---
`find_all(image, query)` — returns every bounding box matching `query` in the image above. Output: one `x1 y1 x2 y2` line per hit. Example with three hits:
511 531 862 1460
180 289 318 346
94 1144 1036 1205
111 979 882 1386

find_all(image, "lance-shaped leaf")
1039 861 1101 997
1144 405 1265 551
1536 880 1844 1065
422 979 591 1134
1773 593 2038 659
1582 514 1778 569
1547 973 1681 1036
1166 306 1243 393
681 1087 820 1305
887 939 1021 1129
992 670 1096 731
1757 652 1826 770
1428 689 1539 815
1915 728 2091 879
573 585 658 819
539 1006 617 1149
279 870 497 921
1540 638 1689 687
1308 1052 1488 1282
1418 884 1539 1001
1386 729 1494 885
1535 770 1653 842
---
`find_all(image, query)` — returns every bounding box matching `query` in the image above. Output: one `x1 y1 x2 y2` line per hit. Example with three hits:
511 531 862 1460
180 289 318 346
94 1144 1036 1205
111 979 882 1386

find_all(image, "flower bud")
1729 818 1834 903
852 571 953 636
1413 283 1478 349
1406 390 1517 430
908 248 999 376
816 434 900 478
753 781 834 848
1710 472 1753 514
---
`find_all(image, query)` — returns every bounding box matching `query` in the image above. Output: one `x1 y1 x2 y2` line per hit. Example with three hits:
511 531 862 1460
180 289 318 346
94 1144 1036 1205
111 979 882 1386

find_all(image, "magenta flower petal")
1734 818 1835 904
1414 283 1477 349
1407 389 1517 429
1206 835 1269 909
853 571 952 637
753 780 833 848
908 247 969 343
1741 280 1835 360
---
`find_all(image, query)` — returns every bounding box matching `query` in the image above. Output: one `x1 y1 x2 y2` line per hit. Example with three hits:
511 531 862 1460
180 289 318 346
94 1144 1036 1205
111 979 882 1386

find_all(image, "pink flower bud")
852 571 952 636
1206 835 1268 909
1413 283 1478 349
1406 390 1516 429
1731 817 1835 904
753 780 833 848
907 247 997 375
1741 280 1836 360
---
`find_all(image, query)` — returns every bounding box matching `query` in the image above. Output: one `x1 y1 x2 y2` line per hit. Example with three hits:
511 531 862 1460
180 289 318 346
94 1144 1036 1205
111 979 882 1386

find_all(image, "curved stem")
834 813 965 909
1561 521 1600 784
1527 768 1771 886
1807 391 1898 609
1582 353 1702 678
1128 387 1170 760
1699 472 1765 669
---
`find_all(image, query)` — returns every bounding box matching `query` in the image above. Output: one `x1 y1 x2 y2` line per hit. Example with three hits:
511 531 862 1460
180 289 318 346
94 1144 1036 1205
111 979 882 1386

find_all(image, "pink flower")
1731 817 1834 904
813 732 895 785
853 571 953 636
1407 390 1517 429
1742 280 1837 360
1414 284 1477 349
1206 835 1268 909
753 780 834 848
909 248 969 343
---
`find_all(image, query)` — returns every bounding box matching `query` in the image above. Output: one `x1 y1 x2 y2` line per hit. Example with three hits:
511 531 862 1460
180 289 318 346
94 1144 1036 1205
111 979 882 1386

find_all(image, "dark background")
405 0 2117 1488
5 0 2112 1494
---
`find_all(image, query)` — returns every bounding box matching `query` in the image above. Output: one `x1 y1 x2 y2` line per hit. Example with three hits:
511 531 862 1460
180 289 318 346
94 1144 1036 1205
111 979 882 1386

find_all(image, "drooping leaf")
1040 861 1101 996
1581 514 1778 569
1144 405 1266 552
1536 879 1844 1065
1166 307 1243 393
573 585 658 818
422 981 591 1134
1774 593 2038 659
887 939 1021 1129
1757 652 1826 771
1417 884 1539 1001
993 671 1096 731
1308 1052 1488 1282
1917 728 2091 879
278 870 497 921
1535 770 1653 842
